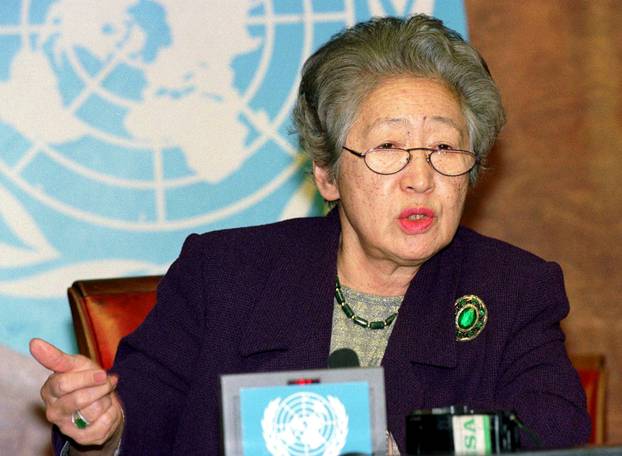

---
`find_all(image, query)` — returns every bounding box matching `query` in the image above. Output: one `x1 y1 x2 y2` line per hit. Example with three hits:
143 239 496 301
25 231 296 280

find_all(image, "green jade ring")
72 410 90 429
455 295 488 341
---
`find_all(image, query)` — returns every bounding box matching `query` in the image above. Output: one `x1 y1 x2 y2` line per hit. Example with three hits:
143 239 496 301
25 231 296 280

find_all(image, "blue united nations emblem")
261 392 348 456
0 0 366 351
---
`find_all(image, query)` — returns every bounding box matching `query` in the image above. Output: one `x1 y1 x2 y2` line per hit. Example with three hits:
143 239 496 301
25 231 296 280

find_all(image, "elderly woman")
31 14 589 454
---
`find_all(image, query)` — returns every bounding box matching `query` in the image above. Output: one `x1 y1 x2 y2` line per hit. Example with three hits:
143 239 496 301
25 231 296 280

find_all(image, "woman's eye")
436 143 454 150
377 143 396 149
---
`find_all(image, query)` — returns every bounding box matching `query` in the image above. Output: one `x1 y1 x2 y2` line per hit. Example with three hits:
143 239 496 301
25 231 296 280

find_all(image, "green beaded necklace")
335 277 398 330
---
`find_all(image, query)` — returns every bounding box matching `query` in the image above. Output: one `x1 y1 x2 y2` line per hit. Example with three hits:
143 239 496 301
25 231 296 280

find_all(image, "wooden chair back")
569 354 607 444
68 275 161 370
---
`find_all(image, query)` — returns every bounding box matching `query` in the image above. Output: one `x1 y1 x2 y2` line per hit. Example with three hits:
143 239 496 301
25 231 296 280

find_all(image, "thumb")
29 338 96 373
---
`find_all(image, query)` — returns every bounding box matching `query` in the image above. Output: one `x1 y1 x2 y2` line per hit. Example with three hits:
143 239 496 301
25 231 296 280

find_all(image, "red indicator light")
287 378 320 385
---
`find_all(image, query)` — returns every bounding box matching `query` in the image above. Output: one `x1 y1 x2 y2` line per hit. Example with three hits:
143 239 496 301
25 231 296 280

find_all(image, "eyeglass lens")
365 148 474 176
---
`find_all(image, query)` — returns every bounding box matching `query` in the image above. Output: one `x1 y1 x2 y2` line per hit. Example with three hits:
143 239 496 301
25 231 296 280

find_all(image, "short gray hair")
292 14 506 184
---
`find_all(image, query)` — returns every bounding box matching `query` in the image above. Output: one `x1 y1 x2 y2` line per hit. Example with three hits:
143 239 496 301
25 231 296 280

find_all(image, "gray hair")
292 14 506 185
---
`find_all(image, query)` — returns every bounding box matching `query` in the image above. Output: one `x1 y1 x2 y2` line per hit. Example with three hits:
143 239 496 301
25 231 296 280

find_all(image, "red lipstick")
398 207 435 234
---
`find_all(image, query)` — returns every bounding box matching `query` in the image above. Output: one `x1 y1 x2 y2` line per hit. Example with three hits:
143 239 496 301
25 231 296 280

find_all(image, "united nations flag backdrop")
0 1 465 357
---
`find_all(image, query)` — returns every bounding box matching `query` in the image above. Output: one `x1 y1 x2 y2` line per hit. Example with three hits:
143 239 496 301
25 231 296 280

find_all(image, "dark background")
464 0 622 443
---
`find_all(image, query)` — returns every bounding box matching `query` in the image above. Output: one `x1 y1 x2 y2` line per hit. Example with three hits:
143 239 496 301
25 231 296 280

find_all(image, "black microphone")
327 348 360 368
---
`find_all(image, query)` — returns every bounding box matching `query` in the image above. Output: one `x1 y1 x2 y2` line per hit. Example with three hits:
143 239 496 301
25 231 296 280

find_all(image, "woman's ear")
313 161 340 201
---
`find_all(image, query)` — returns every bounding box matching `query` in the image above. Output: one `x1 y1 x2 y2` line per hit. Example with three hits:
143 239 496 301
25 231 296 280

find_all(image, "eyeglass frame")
341 145 479 177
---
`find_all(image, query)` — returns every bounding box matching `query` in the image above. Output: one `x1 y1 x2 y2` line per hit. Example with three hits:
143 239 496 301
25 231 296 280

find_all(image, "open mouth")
398 208 435 233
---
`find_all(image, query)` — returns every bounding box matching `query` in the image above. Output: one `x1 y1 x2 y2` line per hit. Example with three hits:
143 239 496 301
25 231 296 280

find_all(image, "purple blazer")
58 212 590 454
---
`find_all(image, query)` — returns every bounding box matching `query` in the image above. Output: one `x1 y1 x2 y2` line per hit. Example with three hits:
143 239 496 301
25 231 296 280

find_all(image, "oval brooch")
455 295 488 342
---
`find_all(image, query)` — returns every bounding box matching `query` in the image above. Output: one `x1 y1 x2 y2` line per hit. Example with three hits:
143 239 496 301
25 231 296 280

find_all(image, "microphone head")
328 348 360 368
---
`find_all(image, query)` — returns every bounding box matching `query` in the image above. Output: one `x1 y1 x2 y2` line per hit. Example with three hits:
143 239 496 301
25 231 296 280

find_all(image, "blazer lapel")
238 213 340 370
384 240 463 368
382 234 464 446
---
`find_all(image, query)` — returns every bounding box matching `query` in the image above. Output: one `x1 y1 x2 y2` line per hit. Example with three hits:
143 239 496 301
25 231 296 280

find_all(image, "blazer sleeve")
495 260 590 449
110 233 208 453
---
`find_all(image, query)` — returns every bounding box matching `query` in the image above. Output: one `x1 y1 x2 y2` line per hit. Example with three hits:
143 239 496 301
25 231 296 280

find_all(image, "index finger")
30 338 97 373
47 369 116 401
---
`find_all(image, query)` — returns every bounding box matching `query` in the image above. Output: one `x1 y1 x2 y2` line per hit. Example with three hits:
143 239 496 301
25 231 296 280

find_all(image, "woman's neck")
336 242 420 297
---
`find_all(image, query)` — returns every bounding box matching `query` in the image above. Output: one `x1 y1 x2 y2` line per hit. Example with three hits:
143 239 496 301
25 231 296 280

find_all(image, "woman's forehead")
353 77 465 128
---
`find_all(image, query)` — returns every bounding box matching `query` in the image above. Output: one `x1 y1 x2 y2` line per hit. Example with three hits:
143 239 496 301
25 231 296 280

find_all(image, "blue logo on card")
240 382 372 456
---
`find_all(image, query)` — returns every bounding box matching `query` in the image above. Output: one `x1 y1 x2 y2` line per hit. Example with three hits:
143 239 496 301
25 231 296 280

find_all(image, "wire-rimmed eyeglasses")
342 145 478 177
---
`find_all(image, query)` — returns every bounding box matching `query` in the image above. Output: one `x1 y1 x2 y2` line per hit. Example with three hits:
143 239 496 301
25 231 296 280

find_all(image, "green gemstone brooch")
454 295 488 341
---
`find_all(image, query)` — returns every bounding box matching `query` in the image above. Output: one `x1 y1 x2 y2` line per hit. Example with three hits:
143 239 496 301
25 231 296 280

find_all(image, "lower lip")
398 215 435 234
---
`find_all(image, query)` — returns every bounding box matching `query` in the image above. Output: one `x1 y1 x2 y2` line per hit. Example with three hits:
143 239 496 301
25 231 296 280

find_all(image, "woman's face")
315 76 470 271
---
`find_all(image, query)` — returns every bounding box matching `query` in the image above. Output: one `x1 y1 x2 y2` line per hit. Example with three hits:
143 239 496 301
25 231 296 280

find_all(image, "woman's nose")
399 152 435 193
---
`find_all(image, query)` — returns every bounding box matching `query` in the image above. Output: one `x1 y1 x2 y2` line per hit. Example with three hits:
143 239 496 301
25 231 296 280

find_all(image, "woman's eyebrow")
427 115 467 142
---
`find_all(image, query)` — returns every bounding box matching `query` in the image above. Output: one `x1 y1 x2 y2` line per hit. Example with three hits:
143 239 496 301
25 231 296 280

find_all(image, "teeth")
407 214 426 220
